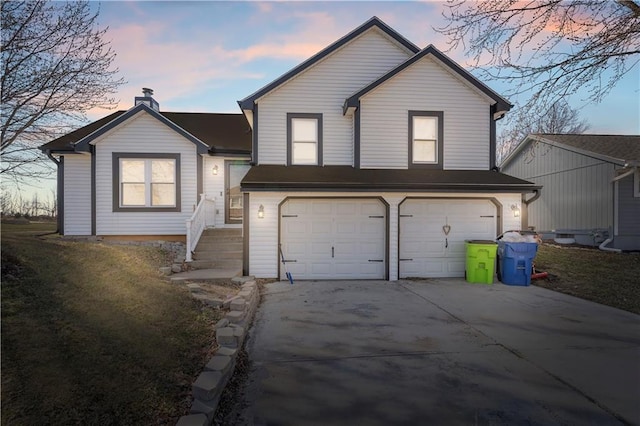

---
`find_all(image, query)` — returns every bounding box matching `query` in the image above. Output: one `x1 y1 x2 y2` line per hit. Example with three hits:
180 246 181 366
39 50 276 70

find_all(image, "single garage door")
280 198 386 280
399 199 497 278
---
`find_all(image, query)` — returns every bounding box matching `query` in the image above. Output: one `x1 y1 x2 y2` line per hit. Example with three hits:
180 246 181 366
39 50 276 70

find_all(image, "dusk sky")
22 1 640 199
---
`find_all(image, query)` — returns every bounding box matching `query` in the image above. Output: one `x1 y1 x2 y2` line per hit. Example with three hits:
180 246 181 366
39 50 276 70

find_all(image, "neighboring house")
500 133 640 250
40 89 252 259
237 17 538 280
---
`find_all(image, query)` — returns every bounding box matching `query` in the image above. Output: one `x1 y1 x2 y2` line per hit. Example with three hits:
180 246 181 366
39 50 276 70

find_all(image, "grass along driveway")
533 243 640 314
1 223 222 424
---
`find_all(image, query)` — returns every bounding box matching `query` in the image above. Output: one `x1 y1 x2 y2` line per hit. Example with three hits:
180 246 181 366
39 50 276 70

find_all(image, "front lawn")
533 244 640 314
1 223 220 424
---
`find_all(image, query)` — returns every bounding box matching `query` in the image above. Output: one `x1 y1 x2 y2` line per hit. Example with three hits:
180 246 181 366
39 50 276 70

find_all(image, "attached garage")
280 198 387 280
399 198 498 278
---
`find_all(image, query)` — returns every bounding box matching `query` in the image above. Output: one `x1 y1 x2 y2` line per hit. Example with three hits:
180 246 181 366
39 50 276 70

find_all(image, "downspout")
601 167 636 253
45 151 62 234
522 189 541 230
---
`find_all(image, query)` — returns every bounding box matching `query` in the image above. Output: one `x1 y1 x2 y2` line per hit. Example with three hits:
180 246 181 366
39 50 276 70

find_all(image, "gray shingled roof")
533 134 640 163
241 165 539 192
40 111 252 154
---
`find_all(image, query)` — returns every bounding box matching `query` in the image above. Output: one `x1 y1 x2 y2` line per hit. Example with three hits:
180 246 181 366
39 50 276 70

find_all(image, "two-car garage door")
279 198 497 280
280 199 386 280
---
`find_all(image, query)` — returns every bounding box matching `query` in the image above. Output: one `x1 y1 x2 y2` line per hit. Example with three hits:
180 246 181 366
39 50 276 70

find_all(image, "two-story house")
40 17 538 281
238 17 538 281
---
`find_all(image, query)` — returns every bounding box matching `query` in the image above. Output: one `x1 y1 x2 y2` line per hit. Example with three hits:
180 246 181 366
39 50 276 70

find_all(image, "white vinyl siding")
203 156 226 228
63 154 92 235
360 56 492 169
257 28 413 166
94 112 197 235
501 142 615 231
248 191 521 280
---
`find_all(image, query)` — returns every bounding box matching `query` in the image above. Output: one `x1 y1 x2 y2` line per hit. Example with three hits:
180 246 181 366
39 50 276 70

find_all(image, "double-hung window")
287 113 322 165
409 111 443 168
113 153 181 212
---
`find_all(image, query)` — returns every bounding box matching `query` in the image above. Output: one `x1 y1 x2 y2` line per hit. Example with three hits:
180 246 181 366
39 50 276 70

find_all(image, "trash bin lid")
466 240 497 244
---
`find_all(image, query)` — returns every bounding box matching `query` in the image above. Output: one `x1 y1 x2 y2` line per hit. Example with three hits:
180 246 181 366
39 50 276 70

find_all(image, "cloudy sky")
22 1 640 200
94 1 639 131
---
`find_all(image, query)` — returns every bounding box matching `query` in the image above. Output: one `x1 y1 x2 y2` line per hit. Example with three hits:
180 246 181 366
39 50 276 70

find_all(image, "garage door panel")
281 199 386 280
400 199 497 279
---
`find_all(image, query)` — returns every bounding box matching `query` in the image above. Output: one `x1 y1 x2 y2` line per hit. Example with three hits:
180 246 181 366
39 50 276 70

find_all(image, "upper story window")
113 153 181 212
287 113 323 165
409 111 443 168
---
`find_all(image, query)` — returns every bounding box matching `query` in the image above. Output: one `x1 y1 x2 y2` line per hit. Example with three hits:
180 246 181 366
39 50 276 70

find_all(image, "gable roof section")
40 107 252 156
241 165 539 192
343 45 512 115
237 16 420 111
71 103 210 154
501 134 640 168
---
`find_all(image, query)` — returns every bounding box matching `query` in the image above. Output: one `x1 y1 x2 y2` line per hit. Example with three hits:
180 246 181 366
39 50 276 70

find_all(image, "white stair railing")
185 193 213 262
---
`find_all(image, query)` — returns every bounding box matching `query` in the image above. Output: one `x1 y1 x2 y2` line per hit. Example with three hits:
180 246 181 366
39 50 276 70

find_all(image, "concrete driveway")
234 279 640 425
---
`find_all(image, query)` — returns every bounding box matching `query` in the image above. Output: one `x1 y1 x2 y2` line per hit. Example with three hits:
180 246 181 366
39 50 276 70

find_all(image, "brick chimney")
134 87 160 111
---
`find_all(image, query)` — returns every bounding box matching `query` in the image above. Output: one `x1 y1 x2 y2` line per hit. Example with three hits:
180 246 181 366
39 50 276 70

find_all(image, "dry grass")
533 243 640 314
1 223 222 424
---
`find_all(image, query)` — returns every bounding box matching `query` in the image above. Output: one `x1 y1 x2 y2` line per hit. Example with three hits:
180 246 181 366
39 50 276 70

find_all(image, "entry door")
280 199 386 280
225 161 251 224
399 199 497 278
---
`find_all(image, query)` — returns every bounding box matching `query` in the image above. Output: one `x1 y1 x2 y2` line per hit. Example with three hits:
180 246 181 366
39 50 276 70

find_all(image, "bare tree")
437 0 640 110
497 100 590 164
1 0 124 184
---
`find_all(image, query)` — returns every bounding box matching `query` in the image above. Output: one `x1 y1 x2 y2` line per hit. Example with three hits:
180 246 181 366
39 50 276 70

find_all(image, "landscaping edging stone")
176 278 260 425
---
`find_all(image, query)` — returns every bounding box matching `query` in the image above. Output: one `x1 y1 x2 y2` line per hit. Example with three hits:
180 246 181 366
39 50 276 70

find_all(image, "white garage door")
280 199 386 280
399 199 497 278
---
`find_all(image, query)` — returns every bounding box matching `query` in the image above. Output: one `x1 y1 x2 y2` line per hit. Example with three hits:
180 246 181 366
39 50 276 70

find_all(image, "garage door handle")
400 214 413 217
282 214 298 218
368 259 384 262
332 247 334 258
368 215 384 218
399 258 413 261
480 215 494 218
282 259 297 263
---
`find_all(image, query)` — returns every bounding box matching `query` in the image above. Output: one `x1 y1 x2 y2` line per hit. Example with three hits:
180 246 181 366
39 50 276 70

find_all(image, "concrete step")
201 228 242 237
195 242 243 252
189 259 243 270
197 236 243 245
193 250 243 261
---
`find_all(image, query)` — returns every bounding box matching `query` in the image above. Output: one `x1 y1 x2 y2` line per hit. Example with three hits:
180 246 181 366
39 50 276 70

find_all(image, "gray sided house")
500 134 640 250
41 17 540 280
237 16 538 280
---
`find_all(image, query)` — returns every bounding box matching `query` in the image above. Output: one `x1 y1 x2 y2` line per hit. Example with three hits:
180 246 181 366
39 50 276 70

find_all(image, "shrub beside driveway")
1 223 221 424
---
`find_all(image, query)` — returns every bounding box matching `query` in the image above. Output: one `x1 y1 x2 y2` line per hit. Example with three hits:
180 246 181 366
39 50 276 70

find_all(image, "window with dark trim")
287 113 323 165
112 153 181 212
408 111 443 169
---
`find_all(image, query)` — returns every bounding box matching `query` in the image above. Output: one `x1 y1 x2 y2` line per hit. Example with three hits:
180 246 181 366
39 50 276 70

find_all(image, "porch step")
195 242 243 252
189 259 243 270
193 250 243 261
201 228 242 237
197 236 243 245
189 227 244 271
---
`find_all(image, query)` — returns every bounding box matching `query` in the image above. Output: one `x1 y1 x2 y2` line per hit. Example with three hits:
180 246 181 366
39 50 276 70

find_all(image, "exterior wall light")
258 204 265 219
212 165 218 175
511 204 521 218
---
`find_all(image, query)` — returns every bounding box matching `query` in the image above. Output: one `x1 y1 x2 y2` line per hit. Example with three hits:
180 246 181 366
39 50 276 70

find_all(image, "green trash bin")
465 240 498 284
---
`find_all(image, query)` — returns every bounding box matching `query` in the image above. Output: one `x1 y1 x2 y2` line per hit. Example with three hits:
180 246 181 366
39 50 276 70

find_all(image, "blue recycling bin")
497 241 538 286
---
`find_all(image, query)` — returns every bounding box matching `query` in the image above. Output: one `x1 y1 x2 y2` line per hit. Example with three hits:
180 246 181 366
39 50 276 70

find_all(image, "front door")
225 160 251 224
